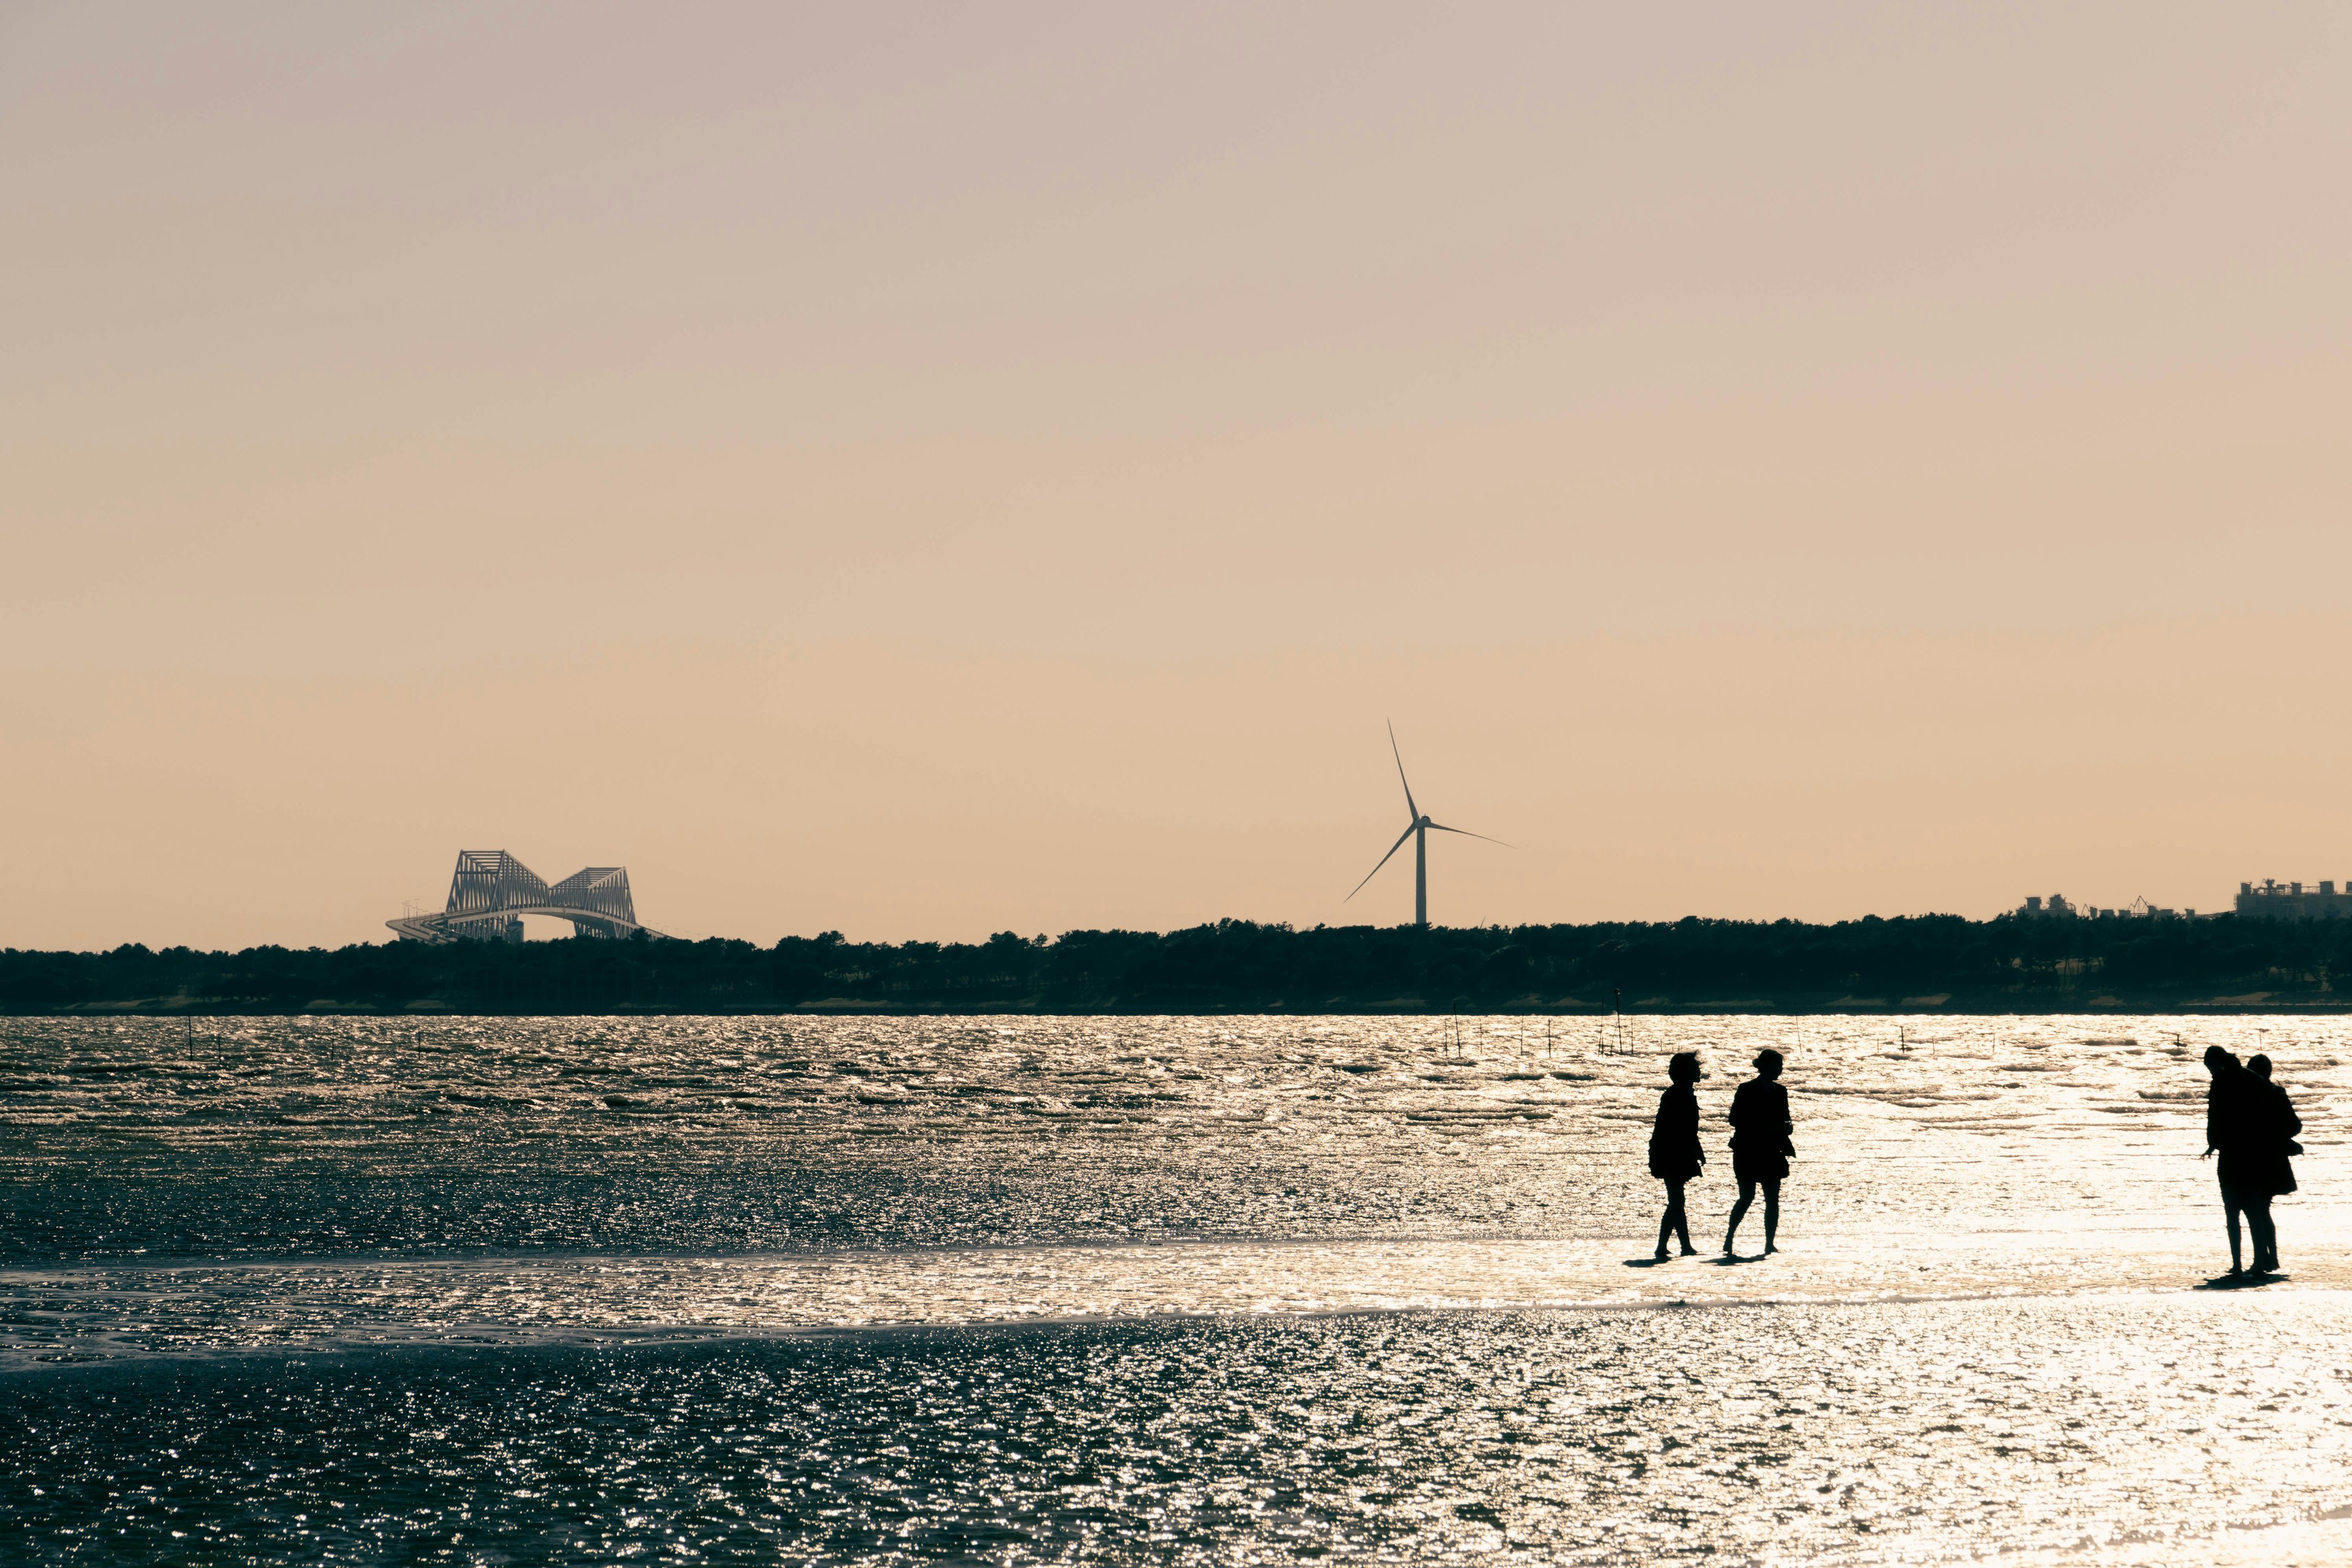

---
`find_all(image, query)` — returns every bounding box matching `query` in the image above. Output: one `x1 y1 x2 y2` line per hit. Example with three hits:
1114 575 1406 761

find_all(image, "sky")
6 2 2351 949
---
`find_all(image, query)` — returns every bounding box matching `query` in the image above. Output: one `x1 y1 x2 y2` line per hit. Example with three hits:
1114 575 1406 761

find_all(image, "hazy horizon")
9 3 2352 949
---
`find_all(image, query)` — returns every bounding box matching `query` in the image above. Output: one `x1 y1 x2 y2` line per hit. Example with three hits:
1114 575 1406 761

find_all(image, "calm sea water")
3 1014 2346 1563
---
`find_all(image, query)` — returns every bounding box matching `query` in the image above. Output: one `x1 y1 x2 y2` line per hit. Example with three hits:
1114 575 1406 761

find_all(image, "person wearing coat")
2204 1045 2274 1276
1723 1048 1793 1256
1648 1052 1706 1260
2245 1054 2303 1273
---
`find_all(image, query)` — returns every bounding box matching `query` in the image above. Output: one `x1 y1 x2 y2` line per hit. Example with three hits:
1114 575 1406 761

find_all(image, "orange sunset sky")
6 4 2352 949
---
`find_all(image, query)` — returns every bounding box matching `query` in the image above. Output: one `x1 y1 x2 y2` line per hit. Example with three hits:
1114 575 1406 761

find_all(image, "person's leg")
2248 1196 2278 1271
1762 1179 1782 1253
1657 1181 1681 1259
2221 1180 2245 1273
1674 1182 1696 1254
1724 1179 1755 1254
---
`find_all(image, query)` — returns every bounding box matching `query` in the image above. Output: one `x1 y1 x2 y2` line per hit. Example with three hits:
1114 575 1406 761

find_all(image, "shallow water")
14 1300 2352 1564
3 1014 2345 1562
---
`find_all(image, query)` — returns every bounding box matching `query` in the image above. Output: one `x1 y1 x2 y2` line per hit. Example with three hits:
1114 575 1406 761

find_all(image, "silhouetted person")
1723 1049 1792 1256
2203 1045 2272 1276
1649 1052 1706 1259
2244 1054 2303 1273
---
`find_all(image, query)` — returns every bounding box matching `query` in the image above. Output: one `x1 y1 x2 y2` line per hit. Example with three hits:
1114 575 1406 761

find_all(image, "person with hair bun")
1648 1052 1706 1260
2243 1053 2302 1274
1724 1048 1793 1256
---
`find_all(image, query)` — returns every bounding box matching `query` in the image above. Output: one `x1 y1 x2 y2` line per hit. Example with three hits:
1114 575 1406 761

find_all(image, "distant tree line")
4 914 2350 1015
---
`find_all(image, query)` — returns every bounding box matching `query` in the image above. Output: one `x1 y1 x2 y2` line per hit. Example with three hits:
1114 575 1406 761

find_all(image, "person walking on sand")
2244 1054 2304 1273
1723 1049 1792 1256
2203 1046 2271 1276
1649 1052 1706 1260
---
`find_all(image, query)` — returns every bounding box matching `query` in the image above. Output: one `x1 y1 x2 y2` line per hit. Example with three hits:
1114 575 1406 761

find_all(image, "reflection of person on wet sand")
1723 1049 1792 1257
1648 1052 1705 1260
2204 1046 2275 1277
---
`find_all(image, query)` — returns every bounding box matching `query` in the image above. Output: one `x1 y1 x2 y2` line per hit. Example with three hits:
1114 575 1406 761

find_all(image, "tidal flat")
4 1014 2345 1562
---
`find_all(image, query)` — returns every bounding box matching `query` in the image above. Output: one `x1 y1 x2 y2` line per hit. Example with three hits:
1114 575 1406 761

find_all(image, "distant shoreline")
7 913 2349 1018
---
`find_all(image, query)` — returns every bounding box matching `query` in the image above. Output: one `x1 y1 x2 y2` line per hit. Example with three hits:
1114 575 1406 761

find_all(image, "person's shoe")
1654 1249 1672 1262
1764 1243 1780 1255
1679 1246 1700 1257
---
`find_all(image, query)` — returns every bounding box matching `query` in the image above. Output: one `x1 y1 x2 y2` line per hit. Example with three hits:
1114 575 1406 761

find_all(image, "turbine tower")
1346 723 1507 927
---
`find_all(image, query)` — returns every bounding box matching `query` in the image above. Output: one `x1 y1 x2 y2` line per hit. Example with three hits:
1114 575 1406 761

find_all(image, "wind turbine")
1346 723 1508 927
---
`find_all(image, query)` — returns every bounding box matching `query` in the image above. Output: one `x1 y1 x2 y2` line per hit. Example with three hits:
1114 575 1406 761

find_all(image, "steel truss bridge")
388 850 662 943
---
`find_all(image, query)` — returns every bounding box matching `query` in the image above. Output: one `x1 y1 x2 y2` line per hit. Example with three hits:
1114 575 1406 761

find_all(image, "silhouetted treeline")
4 914 2350 1015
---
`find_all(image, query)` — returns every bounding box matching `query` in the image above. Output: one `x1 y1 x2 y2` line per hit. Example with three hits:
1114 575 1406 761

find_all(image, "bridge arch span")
388 851 663 943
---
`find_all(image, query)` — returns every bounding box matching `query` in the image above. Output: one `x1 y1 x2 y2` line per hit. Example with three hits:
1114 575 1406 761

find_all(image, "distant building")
2235 878 2352 921
2014 893 2193 921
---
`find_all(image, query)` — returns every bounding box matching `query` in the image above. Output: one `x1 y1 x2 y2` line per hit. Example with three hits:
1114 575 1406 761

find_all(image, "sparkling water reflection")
2 1014 2344 1562
11 1302 2352 1564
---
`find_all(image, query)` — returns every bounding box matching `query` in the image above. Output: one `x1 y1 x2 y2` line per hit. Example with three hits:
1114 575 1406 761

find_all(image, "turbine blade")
1346 821 1420 902
1424 821 1512 848
1387 720 1418 820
